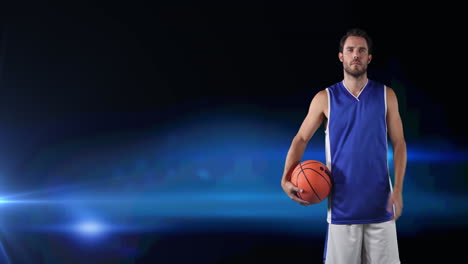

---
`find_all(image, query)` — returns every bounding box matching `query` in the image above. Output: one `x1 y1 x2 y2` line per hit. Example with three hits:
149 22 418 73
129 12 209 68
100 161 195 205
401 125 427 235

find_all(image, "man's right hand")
282 181 310 206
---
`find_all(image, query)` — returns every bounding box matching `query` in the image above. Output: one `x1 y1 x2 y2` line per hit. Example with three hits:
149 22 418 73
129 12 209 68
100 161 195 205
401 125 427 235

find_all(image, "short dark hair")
339 28 373 54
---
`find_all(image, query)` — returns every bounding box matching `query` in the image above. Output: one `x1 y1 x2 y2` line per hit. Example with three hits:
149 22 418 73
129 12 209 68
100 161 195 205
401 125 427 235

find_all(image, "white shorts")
324 220 400 264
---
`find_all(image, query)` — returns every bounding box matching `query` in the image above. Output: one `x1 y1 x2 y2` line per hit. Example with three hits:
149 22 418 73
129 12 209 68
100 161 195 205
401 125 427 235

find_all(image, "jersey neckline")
341 79 369 101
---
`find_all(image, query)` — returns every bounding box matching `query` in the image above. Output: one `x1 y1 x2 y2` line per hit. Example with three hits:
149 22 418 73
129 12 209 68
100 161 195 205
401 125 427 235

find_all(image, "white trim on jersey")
384 85 396 215
341 79 369 101
325 88 332 223
384 85 388 116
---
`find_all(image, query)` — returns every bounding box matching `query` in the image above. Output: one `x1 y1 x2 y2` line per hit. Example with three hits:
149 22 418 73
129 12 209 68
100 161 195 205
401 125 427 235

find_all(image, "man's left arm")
386 86 407 221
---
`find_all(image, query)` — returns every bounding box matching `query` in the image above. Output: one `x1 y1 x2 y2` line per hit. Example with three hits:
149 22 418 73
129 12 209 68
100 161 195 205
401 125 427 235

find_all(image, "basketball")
291 160 332 204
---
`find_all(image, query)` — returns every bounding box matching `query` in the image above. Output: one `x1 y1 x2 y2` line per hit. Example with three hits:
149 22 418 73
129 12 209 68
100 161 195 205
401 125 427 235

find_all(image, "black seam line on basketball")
297 162 306 201
294 168 303 200
294 166 299 189
294 170 302 199
300 161 328 176
300 161 329 184
303 168 331 187
299 168 322 201
293 162 302 186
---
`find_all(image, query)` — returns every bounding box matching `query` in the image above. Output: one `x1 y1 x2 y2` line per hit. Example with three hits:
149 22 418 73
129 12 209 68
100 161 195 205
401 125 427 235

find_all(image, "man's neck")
343 74 368 96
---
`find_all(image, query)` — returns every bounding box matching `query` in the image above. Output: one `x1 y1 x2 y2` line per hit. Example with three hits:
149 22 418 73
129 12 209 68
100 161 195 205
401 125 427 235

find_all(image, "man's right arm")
281 89 327 205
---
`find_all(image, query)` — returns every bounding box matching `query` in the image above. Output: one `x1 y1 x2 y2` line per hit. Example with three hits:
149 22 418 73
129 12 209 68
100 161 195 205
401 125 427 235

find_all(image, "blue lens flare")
1 119 466 262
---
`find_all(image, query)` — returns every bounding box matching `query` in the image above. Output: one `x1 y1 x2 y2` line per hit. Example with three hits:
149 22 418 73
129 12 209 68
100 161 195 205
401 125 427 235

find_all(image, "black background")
1 1 465 142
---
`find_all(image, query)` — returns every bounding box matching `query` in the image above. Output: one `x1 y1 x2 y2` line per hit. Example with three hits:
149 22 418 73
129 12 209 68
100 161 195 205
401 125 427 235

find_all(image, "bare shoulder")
316 89 328 99
309 89 328 116
311 89 328 105
386 86 398 101
385 86 396 97
386 86 400 112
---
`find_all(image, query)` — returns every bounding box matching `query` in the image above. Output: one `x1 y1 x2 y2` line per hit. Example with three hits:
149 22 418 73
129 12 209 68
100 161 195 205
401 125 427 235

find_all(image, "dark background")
0 1 466 263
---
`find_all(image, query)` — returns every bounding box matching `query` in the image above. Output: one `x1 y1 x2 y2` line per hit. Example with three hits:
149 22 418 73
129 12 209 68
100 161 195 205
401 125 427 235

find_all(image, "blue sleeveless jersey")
325 79 394 224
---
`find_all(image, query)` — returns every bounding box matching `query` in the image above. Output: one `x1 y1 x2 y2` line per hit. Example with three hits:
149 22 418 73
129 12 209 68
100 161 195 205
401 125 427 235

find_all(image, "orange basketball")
291 160 332 204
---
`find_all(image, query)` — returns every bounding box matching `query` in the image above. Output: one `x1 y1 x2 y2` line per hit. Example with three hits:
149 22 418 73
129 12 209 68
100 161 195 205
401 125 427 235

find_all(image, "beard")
343 63 367 78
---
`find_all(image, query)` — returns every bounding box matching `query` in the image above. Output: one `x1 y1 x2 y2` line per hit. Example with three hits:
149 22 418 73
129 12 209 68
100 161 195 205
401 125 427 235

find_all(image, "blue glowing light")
75 221 104 235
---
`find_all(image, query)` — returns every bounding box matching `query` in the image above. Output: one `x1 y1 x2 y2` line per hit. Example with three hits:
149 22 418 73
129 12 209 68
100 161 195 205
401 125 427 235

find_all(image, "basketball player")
280 28 406 264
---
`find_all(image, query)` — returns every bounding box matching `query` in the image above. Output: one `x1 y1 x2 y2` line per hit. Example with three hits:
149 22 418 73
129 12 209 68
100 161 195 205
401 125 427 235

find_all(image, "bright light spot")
0 198 7 204
76 221 104 235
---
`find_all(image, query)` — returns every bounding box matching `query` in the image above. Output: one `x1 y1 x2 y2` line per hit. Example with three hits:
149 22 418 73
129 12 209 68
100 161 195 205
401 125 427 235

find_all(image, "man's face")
339 36 372 77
